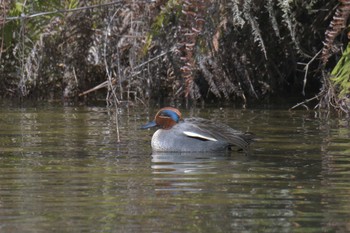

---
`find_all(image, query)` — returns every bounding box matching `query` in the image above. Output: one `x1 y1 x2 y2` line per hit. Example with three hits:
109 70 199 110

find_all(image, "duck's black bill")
140 121 157 129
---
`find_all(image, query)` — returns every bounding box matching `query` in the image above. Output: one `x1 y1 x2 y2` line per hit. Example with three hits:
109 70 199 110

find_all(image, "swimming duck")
141 107 254 152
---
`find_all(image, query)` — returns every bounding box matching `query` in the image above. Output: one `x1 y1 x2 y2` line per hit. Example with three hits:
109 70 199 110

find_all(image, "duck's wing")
182 118 254 151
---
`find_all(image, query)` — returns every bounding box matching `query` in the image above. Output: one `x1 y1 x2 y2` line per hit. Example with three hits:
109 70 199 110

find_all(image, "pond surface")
0 103 350 232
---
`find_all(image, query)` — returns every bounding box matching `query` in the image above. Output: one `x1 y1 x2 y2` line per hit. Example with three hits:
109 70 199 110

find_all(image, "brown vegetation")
0 0 350 114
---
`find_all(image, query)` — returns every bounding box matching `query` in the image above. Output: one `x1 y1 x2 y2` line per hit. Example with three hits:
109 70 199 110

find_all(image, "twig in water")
289 93 322 111
78 79 117 96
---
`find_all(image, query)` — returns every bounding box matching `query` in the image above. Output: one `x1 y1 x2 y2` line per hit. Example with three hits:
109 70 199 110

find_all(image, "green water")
0 104 349 232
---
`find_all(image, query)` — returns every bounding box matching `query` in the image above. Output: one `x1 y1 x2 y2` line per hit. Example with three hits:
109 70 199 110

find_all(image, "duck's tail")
230 132 256 152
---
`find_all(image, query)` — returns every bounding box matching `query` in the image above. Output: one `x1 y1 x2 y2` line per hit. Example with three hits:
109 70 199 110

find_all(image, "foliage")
0 0 86 97
331 42 350 97
319 0 350 114
322 0 350 64
142 0 181 56
0 0 348 113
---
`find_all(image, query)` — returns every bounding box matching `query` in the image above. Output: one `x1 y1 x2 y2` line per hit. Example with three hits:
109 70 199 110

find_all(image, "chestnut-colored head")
141 107 182 130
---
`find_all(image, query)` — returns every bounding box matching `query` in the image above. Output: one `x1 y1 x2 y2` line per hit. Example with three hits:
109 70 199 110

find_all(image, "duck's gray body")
151 118 253 152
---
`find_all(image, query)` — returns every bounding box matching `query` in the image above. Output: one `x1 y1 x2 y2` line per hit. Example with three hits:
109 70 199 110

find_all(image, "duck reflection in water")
151 152 249 193
141 107 255 153
152 152 231 174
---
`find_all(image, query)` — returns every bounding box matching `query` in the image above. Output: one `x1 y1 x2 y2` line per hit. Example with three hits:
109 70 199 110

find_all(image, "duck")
141 107 254 152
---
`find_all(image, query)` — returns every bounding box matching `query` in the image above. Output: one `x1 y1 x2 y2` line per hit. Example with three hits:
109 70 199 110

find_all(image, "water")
0 104 349 232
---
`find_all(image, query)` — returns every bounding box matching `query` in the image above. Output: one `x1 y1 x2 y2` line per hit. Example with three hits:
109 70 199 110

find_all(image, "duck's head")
141 107 182 130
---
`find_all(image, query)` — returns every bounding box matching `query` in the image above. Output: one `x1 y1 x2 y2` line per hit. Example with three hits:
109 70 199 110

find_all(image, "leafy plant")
142 0 181 56
331 41 350 97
